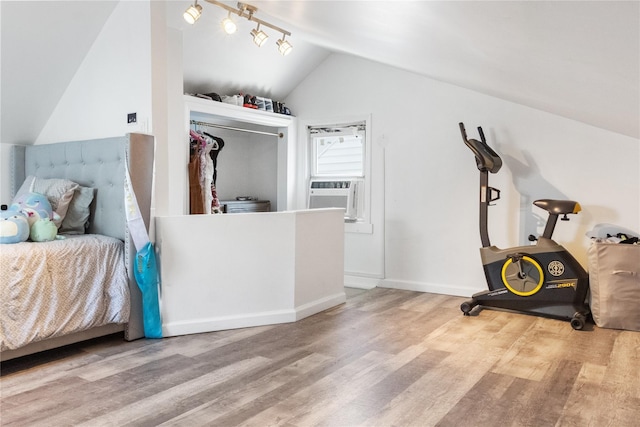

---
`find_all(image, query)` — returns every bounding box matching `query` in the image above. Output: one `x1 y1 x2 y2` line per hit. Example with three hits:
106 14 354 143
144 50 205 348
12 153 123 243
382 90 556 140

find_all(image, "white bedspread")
0 235 130 351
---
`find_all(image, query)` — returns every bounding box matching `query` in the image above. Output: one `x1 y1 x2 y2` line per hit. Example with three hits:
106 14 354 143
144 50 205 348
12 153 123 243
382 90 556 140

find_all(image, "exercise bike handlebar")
460 122 502 247
459 122 502 174
477 126 487 145
459 122 583 246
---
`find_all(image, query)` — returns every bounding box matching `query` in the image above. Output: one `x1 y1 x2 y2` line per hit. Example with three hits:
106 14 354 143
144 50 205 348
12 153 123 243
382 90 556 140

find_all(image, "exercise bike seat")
533 199 582 215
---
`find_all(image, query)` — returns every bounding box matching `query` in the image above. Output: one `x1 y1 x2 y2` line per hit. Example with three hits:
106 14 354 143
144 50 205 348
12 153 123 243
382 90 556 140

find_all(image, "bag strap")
124 152 150 252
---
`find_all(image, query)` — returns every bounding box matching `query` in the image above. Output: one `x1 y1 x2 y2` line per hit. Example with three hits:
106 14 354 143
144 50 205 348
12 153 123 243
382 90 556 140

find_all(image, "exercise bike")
459 122 590 330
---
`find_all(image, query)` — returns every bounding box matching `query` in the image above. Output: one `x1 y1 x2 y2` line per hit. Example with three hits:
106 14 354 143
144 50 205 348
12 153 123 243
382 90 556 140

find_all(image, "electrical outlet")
127 113 137 124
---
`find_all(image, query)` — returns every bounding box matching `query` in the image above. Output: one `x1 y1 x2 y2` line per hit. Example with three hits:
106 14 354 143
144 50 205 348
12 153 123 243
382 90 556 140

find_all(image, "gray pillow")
59 186 95 235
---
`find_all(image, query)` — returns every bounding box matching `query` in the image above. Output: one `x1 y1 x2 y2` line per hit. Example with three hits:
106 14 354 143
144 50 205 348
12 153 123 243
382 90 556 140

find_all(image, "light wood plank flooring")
1 288 639 426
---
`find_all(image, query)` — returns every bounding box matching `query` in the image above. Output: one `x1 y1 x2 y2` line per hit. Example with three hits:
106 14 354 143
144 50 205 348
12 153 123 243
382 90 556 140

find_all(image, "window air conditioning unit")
308 179 359 220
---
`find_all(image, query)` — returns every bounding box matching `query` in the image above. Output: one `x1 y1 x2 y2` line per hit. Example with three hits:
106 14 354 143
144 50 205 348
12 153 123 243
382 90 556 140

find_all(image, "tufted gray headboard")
10 133 155 341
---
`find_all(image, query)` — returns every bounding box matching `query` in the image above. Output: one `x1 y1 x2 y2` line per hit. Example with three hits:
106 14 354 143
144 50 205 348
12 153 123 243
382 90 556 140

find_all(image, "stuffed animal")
30 218 59 242
5 192 61 243
0 209 30 244
10 192 61 227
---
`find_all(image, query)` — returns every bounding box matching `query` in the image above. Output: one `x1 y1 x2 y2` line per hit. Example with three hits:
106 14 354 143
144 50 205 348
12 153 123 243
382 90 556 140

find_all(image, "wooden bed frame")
1 133 154 361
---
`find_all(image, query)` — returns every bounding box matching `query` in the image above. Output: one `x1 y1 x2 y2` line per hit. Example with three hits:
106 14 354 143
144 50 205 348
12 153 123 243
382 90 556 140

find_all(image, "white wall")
286 53 640 297
156 25 185 218
0 1 153 204
34 1 152 144
209 129 279 205
0 0 159 215
0 143 13 204
0 1 5 204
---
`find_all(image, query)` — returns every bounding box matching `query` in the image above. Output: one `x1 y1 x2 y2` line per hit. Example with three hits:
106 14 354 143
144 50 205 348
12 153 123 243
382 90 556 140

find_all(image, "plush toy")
30 218 59 242
0 210 30 244
6 192 61 242
10 192 61 227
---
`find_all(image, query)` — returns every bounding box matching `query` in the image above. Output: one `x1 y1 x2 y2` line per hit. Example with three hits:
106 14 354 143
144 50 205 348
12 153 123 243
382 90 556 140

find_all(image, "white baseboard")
162 293 346 337
344 274 379 289
162 310 294 337
378 278 482 298
295 292 346 320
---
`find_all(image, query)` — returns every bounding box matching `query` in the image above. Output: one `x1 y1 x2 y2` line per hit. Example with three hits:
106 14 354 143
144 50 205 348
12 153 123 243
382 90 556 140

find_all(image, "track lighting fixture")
184 0 293 55
221 12 237 34
250 24 268 47
277 35 293 56
183 0 202 25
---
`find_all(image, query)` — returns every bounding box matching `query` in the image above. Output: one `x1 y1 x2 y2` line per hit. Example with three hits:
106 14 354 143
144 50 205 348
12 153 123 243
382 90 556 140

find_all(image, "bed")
0 133 154 361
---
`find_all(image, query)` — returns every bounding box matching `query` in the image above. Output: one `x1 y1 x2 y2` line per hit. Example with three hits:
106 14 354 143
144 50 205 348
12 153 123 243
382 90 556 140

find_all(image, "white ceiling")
177 0 638 138
2 1 639 144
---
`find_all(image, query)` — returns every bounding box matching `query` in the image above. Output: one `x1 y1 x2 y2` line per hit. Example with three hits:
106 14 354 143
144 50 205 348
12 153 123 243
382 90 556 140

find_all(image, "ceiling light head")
250 24 268 47
183 1 202 24
277 36 293 56
221 12 237 34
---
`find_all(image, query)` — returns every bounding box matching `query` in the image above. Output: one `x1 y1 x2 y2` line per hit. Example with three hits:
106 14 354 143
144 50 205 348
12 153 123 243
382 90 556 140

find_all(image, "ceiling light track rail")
183 0 293 55
206 0 291 37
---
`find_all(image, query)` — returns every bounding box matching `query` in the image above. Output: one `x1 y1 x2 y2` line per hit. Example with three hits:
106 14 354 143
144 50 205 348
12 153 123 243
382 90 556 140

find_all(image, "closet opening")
182 95 295 215
188 112 284 215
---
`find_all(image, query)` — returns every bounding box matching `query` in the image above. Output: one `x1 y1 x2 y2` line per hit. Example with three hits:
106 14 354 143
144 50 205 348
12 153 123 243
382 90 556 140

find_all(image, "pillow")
59 186 95 235
14 176 78 228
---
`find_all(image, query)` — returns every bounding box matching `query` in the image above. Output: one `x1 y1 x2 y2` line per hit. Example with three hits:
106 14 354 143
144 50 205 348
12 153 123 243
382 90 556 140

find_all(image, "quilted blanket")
0 235 130 351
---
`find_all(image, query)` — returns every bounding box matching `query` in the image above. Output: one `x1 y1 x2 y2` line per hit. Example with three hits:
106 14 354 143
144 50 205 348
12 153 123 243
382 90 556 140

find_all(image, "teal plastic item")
134 241 162 338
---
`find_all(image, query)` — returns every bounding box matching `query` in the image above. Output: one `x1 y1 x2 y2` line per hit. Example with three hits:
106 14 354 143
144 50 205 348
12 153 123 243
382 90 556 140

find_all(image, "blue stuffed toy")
10 192 60 227
0 209 30 244
1 192 62 243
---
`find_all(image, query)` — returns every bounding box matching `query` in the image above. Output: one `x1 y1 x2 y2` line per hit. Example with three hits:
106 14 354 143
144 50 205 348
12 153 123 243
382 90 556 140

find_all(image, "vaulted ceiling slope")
2 1 639 145
1 1 118 144
250 0 640 139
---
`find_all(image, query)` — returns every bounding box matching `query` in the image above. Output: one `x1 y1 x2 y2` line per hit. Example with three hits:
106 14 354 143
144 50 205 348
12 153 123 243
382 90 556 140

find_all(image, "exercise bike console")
459 123 590 330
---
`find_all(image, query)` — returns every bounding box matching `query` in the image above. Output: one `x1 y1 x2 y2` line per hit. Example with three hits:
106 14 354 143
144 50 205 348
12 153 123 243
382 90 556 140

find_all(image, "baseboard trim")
162 293 346 337
162 310 293 337
295 292 346 320
378 278 482 298
344 274 379 290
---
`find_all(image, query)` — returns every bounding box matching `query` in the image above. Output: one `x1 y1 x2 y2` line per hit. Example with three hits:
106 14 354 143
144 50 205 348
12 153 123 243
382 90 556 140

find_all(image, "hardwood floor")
1 288 639 426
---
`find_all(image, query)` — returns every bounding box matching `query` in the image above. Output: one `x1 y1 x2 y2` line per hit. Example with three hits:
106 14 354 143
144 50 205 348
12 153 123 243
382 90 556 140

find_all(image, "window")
307 120 371 232
310 122 365 177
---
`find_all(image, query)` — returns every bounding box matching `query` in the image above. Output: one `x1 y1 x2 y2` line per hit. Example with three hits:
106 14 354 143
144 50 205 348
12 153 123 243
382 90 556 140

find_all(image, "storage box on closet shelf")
202 91 292 115
221 94 243 106
255 96 272 112
238 93 292 115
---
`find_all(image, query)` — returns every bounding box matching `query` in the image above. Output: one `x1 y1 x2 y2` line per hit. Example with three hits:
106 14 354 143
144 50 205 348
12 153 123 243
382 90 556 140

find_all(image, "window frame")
306 117 372 233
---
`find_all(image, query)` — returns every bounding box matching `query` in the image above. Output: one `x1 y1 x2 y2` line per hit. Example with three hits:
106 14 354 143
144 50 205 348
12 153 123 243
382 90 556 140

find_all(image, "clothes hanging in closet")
204 132 225 186
189 130 206 214
188 130 224 214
